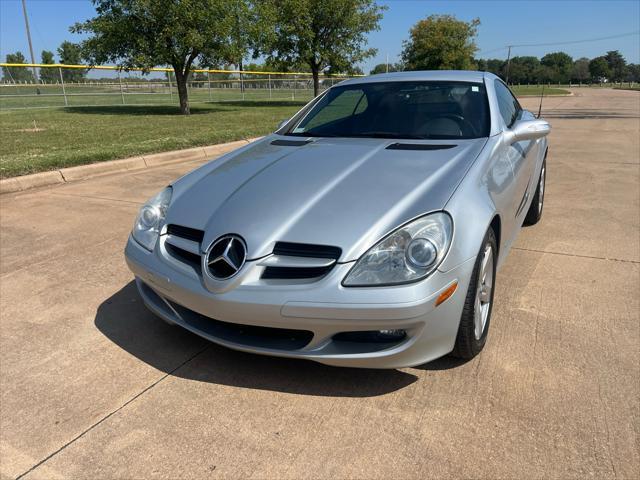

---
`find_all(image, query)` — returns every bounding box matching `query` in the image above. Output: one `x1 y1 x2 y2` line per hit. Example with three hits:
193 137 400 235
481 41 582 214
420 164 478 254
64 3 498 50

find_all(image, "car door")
494 81 539 221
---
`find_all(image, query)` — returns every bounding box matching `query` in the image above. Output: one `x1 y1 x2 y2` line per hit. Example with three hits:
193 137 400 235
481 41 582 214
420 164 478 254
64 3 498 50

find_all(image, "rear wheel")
524 159 546 226
451 228 497 359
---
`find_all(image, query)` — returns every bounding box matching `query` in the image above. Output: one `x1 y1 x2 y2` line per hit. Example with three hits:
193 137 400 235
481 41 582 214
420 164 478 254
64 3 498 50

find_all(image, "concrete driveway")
1 88 638 479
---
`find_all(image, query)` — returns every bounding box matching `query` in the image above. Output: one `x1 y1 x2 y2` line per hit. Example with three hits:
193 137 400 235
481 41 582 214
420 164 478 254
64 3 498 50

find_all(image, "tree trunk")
174 69 190 115
312 66 320 97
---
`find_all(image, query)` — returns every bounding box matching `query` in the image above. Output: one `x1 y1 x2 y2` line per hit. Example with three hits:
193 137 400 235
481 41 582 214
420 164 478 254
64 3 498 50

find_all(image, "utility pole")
21 0 39 91
386 53 389 73
505 45 512 85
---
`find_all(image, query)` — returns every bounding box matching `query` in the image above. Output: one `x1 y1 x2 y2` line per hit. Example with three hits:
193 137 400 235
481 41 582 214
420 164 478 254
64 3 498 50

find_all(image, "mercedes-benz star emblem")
205 235 247 280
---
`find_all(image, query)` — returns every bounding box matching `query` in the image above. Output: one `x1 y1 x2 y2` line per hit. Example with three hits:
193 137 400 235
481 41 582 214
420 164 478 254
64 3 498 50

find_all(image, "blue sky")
1 0 639 74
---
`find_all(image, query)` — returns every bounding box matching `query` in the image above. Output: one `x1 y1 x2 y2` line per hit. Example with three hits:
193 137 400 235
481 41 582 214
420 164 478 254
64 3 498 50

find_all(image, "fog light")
377 329 407 341
333 329 407 343
379 329 405 336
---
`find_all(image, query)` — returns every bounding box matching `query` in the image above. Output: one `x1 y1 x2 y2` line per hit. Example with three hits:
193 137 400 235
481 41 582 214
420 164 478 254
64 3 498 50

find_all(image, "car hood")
167 135 486 261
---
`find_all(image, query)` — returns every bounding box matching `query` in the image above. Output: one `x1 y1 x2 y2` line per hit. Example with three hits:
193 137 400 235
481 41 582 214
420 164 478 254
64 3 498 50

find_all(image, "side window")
495 81 521 128
299 89 366 131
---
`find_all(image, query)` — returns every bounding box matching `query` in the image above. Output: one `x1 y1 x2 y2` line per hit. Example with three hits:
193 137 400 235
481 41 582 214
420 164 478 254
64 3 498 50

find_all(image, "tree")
72 0 234 115
254 0 384 96
540 51 573 83
223 0 254 72
589 56 611 82
401 15 480 71
605 50 627 82
532 64 555 83
508 56 540 84
626 63 640 83
1 52 34 83
327 64 363 76
476 58 504 77
58 41 87 82
370 63 399 75
40 50 58 83
571 57 590 83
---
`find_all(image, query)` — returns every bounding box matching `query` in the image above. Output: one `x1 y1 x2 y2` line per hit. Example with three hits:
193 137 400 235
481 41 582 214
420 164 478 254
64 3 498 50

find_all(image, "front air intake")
261 242 341 280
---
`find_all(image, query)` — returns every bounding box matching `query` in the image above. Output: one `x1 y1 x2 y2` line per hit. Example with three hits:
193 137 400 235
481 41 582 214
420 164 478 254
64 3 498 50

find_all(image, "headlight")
132 186 172 251
343 212 453 287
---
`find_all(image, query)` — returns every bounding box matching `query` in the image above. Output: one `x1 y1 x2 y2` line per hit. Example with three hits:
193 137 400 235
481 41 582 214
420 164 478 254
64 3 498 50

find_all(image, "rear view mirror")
508 119 551 143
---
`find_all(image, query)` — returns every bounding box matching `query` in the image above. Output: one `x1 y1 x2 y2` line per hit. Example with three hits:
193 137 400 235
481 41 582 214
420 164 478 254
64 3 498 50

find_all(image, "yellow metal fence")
0 63 359 110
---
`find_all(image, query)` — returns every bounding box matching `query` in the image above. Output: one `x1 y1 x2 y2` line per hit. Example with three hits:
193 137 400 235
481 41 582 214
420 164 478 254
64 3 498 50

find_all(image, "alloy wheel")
474 244 494 340
538 165 546 213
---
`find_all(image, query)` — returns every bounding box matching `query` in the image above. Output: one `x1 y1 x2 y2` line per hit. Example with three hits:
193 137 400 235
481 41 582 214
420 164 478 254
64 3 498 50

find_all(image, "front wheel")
451 228 497 359
524 158 546 226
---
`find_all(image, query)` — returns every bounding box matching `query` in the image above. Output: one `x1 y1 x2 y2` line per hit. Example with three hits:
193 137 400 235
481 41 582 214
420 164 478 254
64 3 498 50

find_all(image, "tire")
451 228 497 360
524 158 546 226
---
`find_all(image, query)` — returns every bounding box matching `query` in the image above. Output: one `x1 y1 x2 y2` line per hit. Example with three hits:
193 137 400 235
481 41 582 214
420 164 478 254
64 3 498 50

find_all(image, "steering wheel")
437 114 478 137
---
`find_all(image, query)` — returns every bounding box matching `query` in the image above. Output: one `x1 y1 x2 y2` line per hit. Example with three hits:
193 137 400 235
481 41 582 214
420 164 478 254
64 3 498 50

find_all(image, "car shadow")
64 105 227 116
94 281 419 397
413 356 470 370
207 100 307 108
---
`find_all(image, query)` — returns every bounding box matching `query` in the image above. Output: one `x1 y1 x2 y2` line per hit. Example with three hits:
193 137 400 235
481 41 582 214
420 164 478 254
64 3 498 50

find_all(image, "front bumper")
125 236 476 368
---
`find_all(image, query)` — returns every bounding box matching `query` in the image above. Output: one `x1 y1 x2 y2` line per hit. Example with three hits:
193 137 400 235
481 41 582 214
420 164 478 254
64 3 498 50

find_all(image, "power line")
478 31 640 57
509 30 640 48
477 46 509 56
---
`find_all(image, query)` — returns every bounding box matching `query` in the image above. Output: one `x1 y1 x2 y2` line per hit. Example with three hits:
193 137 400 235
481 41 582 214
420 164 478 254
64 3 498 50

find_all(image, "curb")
0 137 262 195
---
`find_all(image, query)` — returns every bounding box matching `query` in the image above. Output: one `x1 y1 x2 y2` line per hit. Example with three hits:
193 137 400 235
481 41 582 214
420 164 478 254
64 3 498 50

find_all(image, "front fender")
440 188 497 273
439 135 509 272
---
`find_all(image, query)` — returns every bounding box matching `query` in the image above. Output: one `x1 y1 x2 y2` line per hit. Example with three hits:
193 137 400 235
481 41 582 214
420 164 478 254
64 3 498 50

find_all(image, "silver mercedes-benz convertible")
125 70 550 368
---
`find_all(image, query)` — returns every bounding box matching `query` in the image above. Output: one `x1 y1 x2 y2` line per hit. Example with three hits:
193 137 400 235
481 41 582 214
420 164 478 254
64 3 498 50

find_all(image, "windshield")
286 81 490 140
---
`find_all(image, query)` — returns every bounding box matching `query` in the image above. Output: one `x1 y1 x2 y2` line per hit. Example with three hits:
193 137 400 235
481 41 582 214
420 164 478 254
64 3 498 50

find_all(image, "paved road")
1 88 638 479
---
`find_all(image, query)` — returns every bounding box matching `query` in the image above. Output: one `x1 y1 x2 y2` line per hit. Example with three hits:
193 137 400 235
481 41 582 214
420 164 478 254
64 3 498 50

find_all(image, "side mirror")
507 119 551 143
277 119 289 131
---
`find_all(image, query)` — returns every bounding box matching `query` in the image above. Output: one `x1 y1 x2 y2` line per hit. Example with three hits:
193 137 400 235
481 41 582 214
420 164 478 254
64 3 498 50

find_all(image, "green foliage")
402 15 480 71
589 57 611 82
254 0 384 95
478 51 635 85
626 64 640 82
507 56 541 84
39 50 58 83
57 42 88 82
605 50 627 82
2 52 34 83
477 58 504 77
223 0 255 71
540 51 573 83
571 58 590 83
369 63 400 75
72 0 237 114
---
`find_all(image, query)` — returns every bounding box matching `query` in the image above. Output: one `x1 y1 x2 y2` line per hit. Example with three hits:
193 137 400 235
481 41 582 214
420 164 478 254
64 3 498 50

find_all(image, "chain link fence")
0 64 357 110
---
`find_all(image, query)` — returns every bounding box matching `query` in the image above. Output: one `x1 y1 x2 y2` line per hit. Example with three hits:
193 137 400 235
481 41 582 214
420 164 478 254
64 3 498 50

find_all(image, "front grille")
164 224 205 274
262 242 341 280
163 228 341 282
273 242 341 259
262 265 334 279
166 224 204 243
165 243 201 273
167 300 313 351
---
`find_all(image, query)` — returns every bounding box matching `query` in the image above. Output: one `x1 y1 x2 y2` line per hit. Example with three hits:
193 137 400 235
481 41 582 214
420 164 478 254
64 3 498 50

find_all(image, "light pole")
21 0 40 93
505 45 512 84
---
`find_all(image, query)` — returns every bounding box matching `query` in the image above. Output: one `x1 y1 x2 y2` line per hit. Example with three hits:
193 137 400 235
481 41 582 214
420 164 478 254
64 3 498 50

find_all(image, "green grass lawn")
510 86 570 96
613 86 640 91
0 100 308 178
